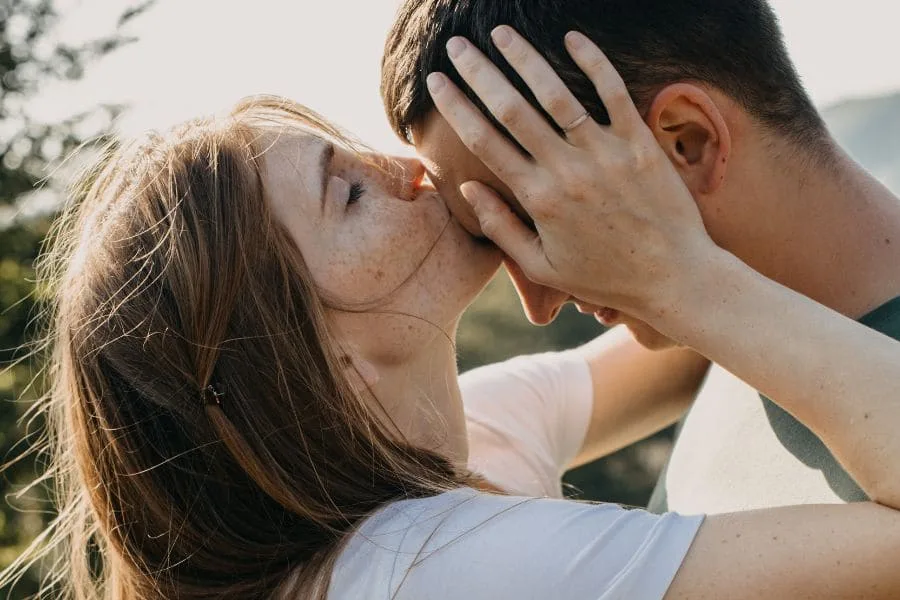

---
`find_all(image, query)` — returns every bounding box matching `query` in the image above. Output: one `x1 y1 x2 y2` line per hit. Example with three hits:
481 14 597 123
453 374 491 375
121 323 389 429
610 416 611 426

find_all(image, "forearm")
650 251 900 509
572 328 708 466
668 502 900 599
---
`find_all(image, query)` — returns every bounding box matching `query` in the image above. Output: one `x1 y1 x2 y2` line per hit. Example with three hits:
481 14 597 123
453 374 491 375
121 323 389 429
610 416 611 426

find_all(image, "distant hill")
824 91 900 194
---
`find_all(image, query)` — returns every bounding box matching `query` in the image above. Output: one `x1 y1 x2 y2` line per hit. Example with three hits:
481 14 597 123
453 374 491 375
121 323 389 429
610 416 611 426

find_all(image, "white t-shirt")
462 351 594 498
329 351 704 600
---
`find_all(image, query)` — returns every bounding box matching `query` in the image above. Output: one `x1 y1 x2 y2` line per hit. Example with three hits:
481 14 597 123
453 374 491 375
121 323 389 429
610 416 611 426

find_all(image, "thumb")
460 181 550 283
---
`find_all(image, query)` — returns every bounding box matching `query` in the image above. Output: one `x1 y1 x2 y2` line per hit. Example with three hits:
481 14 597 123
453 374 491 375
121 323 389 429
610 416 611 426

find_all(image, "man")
381 0 900 514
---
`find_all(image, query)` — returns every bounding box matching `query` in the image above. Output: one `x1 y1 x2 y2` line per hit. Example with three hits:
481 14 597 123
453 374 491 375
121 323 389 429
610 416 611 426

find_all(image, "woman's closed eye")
347 182 366 206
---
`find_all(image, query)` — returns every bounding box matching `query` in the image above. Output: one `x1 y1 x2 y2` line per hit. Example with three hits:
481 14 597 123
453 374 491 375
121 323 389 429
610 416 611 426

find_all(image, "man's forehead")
412 111 530 225
412 112 481 171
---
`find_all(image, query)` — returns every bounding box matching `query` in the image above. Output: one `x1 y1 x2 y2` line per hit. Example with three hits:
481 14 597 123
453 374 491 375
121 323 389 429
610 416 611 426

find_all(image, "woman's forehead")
257 126 324 159
260 129 331 224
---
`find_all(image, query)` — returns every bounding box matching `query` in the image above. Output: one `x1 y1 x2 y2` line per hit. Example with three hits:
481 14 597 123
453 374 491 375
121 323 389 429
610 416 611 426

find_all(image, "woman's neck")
370 336 468 468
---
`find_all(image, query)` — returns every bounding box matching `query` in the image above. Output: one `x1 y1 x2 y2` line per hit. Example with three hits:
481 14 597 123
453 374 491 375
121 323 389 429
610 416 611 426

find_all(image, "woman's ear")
645 83 732 195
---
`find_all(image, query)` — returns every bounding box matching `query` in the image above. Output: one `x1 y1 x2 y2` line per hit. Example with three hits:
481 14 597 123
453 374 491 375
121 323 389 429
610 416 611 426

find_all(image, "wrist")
635 246 750 344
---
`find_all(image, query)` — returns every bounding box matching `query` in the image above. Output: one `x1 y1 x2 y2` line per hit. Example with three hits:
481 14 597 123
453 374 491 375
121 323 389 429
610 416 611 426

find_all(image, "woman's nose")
389 156 427 201
366 154 426 201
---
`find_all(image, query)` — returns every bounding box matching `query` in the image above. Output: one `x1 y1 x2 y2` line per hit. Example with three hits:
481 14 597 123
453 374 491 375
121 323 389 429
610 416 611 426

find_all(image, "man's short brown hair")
382 0 827 148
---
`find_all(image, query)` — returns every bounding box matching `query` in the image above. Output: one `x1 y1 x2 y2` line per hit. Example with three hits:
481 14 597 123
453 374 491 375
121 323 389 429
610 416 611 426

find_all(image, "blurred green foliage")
0 1 153 596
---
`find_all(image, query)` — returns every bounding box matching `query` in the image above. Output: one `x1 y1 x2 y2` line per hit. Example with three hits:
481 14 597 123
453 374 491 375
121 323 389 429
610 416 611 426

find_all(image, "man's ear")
645 83 732 195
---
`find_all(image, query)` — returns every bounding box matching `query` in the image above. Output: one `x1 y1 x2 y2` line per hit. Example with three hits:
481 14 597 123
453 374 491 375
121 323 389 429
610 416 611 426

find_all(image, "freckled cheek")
310 247 418 303
369 209 442 262
309 208 443 300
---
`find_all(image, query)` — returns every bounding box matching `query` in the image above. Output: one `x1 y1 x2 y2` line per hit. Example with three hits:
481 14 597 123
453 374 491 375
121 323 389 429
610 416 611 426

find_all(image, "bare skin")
414 37 900 348
261 129 501 465
426 26 900 598
261 126 707 481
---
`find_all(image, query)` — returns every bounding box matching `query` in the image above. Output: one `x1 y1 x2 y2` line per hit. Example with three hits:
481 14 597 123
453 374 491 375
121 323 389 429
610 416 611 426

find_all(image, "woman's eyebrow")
318 142 335 215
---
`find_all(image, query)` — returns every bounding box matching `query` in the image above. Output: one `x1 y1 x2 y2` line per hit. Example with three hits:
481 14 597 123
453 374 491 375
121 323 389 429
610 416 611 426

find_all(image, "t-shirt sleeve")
461 351 594 497
331 490 705 600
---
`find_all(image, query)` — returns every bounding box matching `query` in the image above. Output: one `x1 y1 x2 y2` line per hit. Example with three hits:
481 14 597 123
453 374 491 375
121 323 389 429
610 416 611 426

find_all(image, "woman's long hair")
3 96 469 599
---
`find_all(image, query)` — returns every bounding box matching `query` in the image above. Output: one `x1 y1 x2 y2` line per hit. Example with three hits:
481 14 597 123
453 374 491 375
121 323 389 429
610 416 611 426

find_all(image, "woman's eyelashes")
347 182 366 206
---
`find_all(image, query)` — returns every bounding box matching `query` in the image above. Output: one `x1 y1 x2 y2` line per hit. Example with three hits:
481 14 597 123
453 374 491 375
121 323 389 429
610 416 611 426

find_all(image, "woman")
3 91 898 600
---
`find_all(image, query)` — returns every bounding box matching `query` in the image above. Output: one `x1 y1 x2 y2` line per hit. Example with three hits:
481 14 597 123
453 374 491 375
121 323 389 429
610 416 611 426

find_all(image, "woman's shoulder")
328 488 704 600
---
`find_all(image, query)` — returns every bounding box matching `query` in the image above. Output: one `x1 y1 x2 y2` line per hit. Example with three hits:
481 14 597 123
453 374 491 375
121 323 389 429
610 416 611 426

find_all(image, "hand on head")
426 27 723 329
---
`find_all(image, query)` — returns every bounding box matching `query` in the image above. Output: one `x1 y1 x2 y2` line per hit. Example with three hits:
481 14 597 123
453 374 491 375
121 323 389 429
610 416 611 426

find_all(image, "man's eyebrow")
318 142 335 215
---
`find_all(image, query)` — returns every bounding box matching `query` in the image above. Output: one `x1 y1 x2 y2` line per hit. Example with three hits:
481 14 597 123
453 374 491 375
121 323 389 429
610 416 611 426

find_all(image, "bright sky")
34 0 900 156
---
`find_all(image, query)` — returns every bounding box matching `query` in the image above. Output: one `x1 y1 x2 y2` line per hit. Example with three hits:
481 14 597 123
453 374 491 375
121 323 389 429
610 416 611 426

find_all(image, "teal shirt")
648 295 900 514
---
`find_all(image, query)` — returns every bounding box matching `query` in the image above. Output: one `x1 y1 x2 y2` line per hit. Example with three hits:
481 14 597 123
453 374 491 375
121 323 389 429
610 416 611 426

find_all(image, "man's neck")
726 140 900 319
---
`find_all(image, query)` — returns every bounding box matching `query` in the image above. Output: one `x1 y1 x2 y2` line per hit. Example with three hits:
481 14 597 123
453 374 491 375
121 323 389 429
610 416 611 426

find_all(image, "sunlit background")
2 1 900 595
32 0 900 150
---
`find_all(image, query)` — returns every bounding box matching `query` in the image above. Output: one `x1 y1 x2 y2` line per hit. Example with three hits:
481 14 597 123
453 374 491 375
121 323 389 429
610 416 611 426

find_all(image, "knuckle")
556 164 593 199
517 180 549 204
479 215 503 239
456 51 481 74
546 93 572 118
478 214 497 236
607 85 631 109
494 100 523 128
558 161 589 185
506 40 529 65
465 128 491 155
528 196 555 221
585 53 608 75
629 146 657 172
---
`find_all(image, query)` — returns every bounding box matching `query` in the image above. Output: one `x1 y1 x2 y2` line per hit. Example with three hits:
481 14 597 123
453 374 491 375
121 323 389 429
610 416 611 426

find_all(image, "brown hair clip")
202 383 225 407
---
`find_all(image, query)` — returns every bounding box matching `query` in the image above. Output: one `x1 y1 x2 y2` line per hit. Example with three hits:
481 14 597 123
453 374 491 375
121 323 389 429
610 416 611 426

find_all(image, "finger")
490 25 604 147
445 36 568 161
459 181 552 283
564 31 643 134
427 72 532 186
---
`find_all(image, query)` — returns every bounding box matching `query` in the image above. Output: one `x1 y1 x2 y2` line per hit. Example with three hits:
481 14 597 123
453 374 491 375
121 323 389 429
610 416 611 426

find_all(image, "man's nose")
365 154 426 201
504 259 570 326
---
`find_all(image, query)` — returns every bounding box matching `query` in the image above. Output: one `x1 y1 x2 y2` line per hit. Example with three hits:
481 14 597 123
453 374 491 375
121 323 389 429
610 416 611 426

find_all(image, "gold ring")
562 111 590 134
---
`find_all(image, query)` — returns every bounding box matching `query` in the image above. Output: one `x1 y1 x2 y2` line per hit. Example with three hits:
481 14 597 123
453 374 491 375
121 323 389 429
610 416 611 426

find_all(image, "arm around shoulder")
666 502 900 599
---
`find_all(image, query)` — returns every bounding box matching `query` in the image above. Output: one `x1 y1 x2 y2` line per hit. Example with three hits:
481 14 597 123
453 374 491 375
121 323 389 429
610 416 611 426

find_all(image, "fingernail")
566 31 586 49
460 182 480 211
426 72 446 94
492 26 513 49
446 37 467 59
